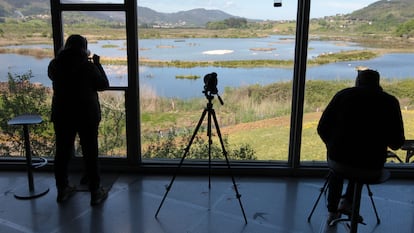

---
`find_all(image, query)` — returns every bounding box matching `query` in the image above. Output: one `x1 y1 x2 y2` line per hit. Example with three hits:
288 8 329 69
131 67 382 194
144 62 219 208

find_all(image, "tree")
206 17 248 30
98 92 127 156
396 19 414 38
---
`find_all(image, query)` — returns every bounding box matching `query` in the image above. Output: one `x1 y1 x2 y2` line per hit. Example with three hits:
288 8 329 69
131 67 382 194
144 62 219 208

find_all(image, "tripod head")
202 72 224 105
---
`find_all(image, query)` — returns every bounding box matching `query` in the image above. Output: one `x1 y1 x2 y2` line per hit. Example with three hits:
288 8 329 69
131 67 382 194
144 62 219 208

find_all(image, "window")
300 0 414 169
138 2 298 163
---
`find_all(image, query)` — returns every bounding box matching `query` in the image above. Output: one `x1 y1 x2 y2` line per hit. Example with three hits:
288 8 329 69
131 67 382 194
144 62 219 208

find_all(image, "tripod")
154 92 247 224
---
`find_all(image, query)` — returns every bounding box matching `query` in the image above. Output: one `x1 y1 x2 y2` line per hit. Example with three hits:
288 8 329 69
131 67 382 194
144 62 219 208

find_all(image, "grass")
0 47 53 58
222 119 291 161
139 78 414 161
220 110 414 162
175 75 200 80
0 45 380 70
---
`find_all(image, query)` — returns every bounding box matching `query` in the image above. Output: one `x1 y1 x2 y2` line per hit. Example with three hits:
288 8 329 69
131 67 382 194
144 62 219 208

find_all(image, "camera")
203 72 218 95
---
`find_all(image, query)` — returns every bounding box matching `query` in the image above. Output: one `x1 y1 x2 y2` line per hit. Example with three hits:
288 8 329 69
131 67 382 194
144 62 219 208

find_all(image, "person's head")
355 69 381 88
63 34 89 56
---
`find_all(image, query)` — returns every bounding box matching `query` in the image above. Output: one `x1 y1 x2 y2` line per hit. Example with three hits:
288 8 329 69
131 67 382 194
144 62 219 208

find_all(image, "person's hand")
92 54 100 64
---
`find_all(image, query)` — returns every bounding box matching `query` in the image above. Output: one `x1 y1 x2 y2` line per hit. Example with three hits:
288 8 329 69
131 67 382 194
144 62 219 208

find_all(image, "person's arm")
48 59 57 81
317 95 338 145
90 54 109 91
387 96 405 150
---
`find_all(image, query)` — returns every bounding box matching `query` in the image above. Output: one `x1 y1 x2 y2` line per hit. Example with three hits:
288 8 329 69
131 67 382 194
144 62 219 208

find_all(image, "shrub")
0 71 54 157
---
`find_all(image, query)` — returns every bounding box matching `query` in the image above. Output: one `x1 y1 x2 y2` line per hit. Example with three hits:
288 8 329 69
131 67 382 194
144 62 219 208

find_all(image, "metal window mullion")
288 0 311 169
59 3 125 11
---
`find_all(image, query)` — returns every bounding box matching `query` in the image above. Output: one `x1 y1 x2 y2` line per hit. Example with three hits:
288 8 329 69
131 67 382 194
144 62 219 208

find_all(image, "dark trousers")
54 120 101 191
327 172 355 212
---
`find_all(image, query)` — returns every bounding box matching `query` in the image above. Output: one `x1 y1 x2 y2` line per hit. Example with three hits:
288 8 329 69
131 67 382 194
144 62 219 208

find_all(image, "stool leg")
366 185 381 224
350 182 363 233
307 172 330 222
23 125 35 192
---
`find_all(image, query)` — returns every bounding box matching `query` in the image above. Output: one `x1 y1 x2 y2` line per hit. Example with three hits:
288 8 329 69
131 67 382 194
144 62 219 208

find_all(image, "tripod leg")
350 182 363 233
366 184 381 224
155 108 208 218
307 172 331 222
211 108 248 224
208 108 212 189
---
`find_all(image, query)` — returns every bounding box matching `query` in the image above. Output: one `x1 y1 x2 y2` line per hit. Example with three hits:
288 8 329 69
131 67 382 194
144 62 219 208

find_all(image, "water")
1 36 413 99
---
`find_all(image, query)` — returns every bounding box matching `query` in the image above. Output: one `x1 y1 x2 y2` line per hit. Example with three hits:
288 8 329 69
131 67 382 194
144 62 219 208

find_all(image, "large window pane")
301 0 414 168
0 3 54 159
138 1 297 162
62 11 128 158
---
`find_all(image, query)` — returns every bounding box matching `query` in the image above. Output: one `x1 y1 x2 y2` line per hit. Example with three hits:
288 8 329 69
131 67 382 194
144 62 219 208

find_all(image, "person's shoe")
327 212 341 226
90 187 109 206
337 198 353 215
57 185 77 203
338 198 364 223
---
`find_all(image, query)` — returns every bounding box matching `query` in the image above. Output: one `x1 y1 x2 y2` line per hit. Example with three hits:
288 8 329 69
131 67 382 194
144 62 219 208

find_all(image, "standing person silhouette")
317 69 405 224
48 34 110 206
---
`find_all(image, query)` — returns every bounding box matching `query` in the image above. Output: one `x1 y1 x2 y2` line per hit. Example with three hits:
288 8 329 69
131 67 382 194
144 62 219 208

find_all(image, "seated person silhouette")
317 69 405 224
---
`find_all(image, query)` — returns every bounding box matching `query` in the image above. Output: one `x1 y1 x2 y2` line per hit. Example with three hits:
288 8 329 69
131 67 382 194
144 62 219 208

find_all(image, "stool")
307 160 389 233
386 150 403 163
401 140 414 163
8 114 49 199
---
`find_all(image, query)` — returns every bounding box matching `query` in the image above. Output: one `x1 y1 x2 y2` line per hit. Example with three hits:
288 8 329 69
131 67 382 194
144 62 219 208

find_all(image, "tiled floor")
0 171 414 233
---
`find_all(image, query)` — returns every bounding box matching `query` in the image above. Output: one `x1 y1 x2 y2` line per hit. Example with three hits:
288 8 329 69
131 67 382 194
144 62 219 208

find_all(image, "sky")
135 0 380 20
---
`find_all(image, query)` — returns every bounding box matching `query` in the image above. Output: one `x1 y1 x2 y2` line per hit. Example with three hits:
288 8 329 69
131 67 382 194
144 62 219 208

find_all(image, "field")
218 110 414 161
1 19 414 161
139 78 414 161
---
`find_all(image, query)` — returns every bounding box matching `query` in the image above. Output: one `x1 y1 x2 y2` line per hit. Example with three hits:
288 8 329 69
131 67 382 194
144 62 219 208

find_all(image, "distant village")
0 10 50 23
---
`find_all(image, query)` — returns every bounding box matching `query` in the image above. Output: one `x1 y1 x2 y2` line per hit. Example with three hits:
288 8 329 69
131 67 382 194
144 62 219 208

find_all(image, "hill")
1 0 413 27
0 0 238 27
0 0 49 17
137 7 237 28
310 0 414 37
348 0 414 22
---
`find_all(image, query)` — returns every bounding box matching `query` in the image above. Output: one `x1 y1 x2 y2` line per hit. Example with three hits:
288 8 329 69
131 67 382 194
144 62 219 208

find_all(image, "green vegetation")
0 0 414 161
142 127 256 160
0 47 53 58
1 71 414 161
175 75 200 80
139 78 414 160
101 44 119 49
0 72 127 157
138 50 379 68
0 71 54 157
0 48 376 69
206 17 248 30
309 50 378 65
396 19 414 37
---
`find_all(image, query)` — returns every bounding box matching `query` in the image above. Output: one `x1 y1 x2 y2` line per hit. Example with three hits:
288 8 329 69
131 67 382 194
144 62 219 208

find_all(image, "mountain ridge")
0 0 413 28
347 0 414 22
0 0 238 27
137 6 237 27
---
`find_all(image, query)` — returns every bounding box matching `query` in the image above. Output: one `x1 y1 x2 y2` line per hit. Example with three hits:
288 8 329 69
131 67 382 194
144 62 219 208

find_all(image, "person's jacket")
317 85 405 169
48 49 109 124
